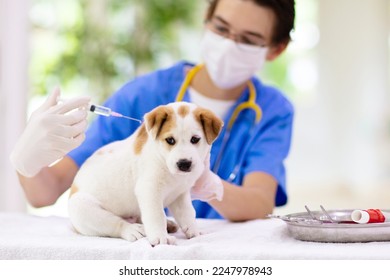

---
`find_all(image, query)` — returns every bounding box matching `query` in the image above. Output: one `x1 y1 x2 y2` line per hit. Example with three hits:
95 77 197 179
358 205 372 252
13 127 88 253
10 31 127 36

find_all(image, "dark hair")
206 0 295 45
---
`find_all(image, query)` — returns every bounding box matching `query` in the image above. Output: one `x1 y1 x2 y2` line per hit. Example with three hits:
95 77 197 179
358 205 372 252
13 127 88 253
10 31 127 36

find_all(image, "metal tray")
270 209 390 243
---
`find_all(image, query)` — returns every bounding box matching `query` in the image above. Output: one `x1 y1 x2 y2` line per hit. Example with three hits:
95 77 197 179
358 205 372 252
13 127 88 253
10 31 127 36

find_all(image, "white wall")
279 0 390 214
318 0 390 190
0 0 29 212
289 0 389 188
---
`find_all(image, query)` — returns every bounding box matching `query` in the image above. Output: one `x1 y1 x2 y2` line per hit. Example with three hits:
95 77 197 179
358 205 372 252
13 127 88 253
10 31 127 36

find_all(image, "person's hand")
10 88 90 177
191 153 224 202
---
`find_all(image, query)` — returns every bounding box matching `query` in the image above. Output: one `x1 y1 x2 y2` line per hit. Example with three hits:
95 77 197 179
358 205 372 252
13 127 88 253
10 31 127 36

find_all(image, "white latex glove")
191 153 224 202
10 88 90 177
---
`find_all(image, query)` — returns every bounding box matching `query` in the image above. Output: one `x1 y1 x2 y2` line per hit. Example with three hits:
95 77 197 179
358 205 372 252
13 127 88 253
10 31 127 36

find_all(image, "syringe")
89 104 142 124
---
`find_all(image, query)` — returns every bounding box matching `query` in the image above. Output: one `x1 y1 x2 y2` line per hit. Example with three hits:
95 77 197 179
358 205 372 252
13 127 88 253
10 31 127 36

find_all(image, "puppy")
68 102 223 246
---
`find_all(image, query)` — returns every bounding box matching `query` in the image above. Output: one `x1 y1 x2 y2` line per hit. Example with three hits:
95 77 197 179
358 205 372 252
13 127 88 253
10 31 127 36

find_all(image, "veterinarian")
11 0 295 222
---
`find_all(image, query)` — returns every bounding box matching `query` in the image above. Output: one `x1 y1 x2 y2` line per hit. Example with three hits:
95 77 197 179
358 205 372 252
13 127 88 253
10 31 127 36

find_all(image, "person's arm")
209 172 277 222
17 156 79 207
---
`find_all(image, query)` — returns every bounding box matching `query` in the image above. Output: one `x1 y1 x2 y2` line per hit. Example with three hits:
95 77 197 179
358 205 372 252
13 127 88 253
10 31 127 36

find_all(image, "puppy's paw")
166 219 179 233
120 223 145 242
148 234 176 246
181 225 200 239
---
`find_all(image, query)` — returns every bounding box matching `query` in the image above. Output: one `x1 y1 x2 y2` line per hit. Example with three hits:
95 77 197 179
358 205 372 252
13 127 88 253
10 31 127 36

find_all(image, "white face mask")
200 29 268 89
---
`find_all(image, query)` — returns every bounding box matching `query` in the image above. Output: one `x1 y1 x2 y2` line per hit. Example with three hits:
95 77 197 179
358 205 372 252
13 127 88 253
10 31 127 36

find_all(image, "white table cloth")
1 213 389 259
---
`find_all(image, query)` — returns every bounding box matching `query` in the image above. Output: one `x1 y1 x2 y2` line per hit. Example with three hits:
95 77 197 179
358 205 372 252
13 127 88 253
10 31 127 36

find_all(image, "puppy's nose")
177 159 192 172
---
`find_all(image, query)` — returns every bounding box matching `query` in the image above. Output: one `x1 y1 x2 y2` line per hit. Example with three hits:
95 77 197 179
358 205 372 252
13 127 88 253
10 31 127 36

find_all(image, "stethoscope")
175 64 263 182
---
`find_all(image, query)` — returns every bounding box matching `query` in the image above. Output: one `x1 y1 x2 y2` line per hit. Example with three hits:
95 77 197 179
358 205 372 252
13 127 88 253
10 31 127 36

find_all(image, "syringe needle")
118 115 142 124
111 112 142 124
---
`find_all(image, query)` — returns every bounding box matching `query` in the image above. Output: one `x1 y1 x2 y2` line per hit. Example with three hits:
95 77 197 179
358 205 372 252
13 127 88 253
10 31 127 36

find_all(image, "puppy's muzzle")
177 159 192 172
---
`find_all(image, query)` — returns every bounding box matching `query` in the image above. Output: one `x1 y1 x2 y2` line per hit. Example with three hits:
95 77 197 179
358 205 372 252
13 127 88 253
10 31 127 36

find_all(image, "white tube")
351 210 370 224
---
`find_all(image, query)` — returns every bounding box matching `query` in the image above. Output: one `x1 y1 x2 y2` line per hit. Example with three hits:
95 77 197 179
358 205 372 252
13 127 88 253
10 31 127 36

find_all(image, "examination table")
1 213 389 259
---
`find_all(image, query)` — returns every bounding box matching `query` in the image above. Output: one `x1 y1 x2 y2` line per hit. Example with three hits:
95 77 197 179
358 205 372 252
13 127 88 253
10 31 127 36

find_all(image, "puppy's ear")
144 105 175 139
194 108 224 145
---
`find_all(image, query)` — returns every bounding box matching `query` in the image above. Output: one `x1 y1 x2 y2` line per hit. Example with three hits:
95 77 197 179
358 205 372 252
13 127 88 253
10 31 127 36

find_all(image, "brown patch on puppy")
134 124 148 155
178 104 190 118
69 184 79 198
193 107 224 145
145 106 176 140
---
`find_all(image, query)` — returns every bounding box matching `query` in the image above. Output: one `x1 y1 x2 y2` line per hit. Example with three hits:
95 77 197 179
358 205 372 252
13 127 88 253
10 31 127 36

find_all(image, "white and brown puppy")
68 102 223 246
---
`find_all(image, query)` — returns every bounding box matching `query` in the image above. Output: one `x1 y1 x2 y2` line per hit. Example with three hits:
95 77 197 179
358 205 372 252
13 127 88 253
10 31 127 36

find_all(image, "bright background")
0 0 389 217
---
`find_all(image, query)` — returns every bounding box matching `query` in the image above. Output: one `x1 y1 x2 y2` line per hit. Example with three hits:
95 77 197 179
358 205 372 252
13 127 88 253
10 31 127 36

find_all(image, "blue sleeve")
242 96 294 206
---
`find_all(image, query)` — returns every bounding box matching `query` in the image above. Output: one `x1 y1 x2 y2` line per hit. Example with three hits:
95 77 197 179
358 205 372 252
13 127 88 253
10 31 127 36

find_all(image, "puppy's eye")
165 137 176 145
191 136 200 144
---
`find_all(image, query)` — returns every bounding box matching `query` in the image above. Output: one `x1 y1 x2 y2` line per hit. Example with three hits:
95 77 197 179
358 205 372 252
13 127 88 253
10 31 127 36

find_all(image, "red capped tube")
351 209 388 224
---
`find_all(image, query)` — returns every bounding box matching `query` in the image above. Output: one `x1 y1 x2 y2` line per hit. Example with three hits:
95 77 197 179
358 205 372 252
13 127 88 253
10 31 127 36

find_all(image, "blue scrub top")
68 61 294 219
